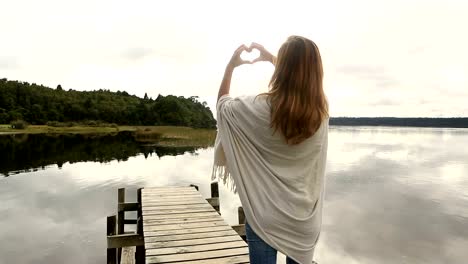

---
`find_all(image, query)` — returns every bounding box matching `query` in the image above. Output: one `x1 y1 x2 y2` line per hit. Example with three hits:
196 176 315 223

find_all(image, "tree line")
0 78 216 128
330 117 468 128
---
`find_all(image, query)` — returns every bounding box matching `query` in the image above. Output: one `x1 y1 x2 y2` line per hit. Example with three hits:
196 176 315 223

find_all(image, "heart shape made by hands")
240 48 260 63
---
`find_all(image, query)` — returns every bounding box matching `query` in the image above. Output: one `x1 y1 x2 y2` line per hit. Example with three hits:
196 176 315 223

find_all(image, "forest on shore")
0 78 216 128
1 78 467 130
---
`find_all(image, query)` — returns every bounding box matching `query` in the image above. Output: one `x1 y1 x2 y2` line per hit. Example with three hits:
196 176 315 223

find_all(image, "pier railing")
106 182 247 264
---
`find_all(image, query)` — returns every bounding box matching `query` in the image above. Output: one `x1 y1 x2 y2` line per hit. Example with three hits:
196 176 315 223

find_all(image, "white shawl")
212 94 328 264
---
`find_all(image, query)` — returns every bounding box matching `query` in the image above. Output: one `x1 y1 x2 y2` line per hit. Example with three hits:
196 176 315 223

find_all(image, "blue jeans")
245 222 299 264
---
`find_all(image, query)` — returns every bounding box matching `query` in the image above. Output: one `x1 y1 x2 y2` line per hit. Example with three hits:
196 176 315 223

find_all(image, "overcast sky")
1 0 467 117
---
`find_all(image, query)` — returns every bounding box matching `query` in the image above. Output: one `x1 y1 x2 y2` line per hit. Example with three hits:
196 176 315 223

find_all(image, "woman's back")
213 35 328 264
214 93 328 264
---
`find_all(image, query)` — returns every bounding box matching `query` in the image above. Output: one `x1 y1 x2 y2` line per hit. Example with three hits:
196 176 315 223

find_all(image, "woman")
213 36 328 264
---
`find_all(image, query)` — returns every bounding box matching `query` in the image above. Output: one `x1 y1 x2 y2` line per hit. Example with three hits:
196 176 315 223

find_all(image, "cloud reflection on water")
1 127 468 264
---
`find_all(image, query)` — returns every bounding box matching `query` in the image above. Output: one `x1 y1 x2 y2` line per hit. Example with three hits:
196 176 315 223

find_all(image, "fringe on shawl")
212 94 242 194
211 164 237 194
211 132 238 194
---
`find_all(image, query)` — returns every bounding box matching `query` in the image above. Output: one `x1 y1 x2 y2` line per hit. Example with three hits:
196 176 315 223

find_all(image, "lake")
1 127 467 264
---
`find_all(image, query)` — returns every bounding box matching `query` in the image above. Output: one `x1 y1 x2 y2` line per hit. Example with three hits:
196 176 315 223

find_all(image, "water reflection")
0 127 468 264
0 148 217 264
0 132 198 177
317 127 468 264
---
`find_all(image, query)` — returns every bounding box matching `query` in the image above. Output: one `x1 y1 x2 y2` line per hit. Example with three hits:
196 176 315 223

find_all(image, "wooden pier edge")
106 183 248 264
107 215 117 263
107 188 144 264
207 182 246 238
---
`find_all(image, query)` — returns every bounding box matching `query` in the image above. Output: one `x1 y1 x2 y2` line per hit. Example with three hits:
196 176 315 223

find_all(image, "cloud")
336 65 385 76
316 127 468 263
122 47 153 61
1 0 468 117
336 65 399 88
2 128 468 263
0 148 215 264
0 56 18 69
369 98 400 106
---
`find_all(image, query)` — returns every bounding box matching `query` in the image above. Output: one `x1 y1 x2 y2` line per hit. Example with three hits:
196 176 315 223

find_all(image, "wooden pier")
107 182 248 264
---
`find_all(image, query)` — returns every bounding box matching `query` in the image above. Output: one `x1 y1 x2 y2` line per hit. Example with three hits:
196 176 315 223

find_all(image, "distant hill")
0 78 216 128
330 117 468 128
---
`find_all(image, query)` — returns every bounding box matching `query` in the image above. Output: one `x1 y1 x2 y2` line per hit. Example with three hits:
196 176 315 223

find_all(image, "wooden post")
210 182 220 213
117 188 125 262
238 207 246 241
211 181 219 198
135 188 145 263
118 188 125 234
107 215 117 264
238 207 245 224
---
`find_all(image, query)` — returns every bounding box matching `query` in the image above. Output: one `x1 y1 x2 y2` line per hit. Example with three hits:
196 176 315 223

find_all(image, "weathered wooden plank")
211 182 219 198
140 186 251 264
143 186 195 189
146 247 249 263
146 241 247 256
206 197 220 213
120 247 135 264
238 207 245 224
142 187 196 193
143 196 208 203
143 188 198 192
136 188 145 264
142 203 214 211
143 216 224 226
143 200 208 206
142 191 197 196
118 202 139 212
118 188 125 235
143 196 203 201
145 235 244 249
144 211 220 220
232 224 246 237
142 203 212 210
189 184 199 191
142 194 202 200
143 221 226 232
107 234 144 248
124 219 138 225
206 197 219 207
144 225 232 237
154 255 250 264
144 230 239 242
142 196 204 202
144 187 198 193
142 191 200 196
107 215 117 264
142 190 200 195
143 208 215 215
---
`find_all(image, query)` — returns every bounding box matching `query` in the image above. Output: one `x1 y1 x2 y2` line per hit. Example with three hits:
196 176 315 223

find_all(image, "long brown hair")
260 36 328 145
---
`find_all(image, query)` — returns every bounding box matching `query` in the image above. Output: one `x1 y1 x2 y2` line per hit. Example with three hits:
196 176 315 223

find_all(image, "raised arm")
217 44 251 101
251 42 276 65
217 43 276 101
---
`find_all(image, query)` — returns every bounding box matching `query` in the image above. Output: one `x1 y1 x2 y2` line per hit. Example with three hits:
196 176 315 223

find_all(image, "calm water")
1 127 468 264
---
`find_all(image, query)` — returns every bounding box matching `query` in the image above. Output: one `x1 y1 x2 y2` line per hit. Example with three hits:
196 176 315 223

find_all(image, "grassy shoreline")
0 125 217 147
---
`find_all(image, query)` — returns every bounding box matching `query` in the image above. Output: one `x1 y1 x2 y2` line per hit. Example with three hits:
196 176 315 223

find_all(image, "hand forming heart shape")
240 48 261 63
228 42 274 69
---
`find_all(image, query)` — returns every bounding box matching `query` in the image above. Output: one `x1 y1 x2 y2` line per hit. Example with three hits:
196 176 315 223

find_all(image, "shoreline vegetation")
0 78 216 129
2 116 468 137
330 117 468 128
0 124 216 148
1 78 467 146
